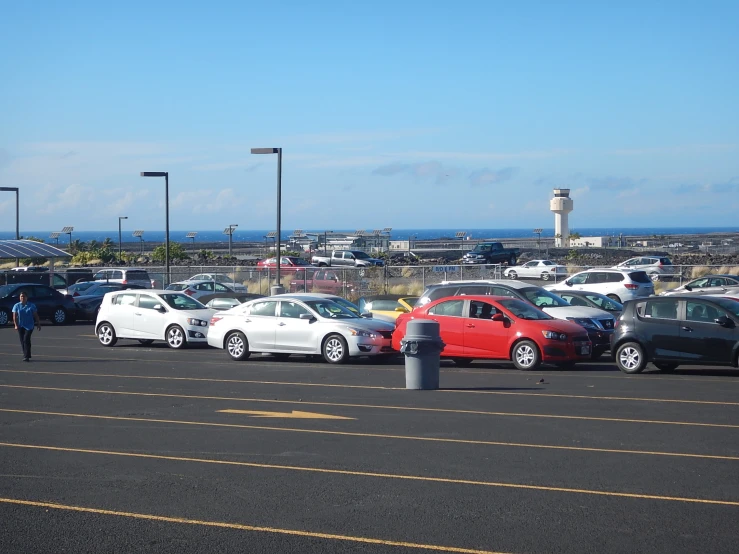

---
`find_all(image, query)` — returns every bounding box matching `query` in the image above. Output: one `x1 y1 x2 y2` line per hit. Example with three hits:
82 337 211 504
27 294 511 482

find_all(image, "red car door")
425 299 466 356
463 300 511 358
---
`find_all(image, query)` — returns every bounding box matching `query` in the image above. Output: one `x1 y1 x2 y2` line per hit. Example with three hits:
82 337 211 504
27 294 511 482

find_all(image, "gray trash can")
400 320 445 390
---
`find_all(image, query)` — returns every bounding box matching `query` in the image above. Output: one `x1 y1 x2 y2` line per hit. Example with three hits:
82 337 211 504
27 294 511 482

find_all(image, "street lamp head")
0 187 19 192
120 216 128 220
251 147 280 154
140 172 168 177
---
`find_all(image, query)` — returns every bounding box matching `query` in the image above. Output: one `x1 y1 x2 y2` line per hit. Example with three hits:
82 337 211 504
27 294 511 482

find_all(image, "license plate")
579 345 591 355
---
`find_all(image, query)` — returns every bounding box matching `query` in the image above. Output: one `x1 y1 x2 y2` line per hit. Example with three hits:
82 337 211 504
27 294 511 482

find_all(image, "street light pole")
533 228 543 257
140 172 170 284
118 216 128 263
224 224 238 257
251 147 283 294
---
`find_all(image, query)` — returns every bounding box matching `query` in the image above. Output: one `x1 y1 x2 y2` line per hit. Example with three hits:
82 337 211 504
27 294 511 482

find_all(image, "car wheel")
654 362 678 372
226 331 251 361
97 323 117 347
166 325 187 349
607 294 622 303
323 334 349 364
615 342 646 373
512 340 541 370
540 272 550 281
137 339 155 346
507 271 517 280
508 255 517 266
0 308 10 326
452 357 473 367
51 307 67 325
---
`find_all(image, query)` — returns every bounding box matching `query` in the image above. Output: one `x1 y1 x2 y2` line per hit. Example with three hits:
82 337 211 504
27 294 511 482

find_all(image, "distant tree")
102 237 114 249
151 242 190 262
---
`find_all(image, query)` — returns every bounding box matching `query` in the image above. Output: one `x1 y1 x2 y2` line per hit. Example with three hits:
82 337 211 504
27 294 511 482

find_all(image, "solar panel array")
0 240 72 260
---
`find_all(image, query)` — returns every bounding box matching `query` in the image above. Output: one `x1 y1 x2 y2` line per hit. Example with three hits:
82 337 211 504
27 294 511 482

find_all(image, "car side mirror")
492 313 505 322
565 280 573 287
395 307 408 312
153 304 166 312
299 313 314 320
715 315 734 328
684 285 692 291
361 312 373 318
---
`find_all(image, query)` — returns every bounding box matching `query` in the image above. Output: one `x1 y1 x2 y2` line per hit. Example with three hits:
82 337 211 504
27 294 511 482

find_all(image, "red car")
393 295 592 370
256 256 313 272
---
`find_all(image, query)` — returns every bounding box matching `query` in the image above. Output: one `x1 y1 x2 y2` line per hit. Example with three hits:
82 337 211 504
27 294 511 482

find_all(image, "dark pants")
17 327 33 359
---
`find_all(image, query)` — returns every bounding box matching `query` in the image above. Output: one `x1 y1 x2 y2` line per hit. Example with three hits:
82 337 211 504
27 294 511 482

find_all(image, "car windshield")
499 299 553 320
330 298 361 315
713 298 739 318
159 294 206 310
68 282 95 294
521 288 569 308
287 257 312 266
305 299 360 318
0 285 14 297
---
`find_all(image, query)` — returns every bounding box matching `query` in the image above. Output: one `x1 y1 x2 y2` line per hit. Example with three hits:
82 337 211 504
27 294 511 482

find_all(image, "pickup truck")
311 250 384 268
289 268 358 294
462 242 520 265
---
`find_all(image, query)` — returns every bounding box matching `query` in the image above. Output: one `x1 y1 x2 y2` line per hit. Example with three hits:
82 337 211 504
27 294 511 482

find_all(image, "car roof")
361 294 404 301
426 294 519 304
576 268 642 274
109 288 176 295
437 279 535 290
690 274 738 280
277 292 341 299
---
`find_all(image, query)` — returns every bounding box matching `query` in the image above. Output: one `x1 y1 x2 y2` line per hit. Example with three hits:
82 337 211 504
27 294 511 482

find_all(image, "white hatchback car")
546 269 654 303
96 290 215 349
207 294 396 363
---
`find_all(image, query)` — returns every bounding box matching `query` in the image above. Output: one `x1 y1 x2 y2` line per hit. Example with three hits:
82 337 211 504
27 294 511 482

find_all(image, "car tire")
323 334 349 364
0 308 10 326
607 294 622 303
615 342 647 373
507 271 517 280
508 255 517 266
51 307 67 325
97 322 117 347
226 331 251 361
512 340 541 370
541 272 550 281
654 362 678 372
452 357 473 367
166 325 187 349
137 339 155 346
649 272 660 282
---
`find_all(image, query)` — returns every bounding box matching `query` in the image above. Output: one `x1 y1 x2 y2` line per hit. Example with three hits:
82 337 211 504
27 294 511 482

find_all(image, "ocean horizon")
2 227 738 245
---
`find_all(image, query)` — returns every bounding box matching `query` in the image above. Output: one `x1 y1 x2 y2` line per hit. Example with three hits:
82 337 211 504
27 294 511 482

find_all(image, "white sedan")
503 260 568 281
165 280 237 300
207 294 396 363
185 273 248 292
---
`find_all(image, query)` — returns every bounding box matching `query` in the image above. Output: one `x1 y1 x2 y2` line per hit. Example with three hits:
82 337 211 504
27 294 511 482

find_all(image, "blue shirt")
12 302 37 330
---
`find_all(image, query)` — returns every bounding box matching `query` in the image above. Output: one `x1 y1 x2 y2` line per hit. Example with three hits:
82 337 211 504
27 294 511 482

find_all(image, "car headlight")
187 318 208 327
566 317 598 329
542 330 567 340
347 328 377 338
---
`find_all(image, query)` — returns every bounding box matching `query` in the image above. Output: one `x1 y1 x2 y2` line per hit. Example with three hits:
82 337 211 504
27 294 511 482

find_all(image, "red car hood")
534 318 588 335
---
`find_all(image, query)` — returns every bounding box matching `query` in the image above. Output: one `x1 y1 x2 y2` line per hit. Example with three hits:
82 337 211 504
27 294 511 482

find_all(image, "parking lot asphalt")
1 323 739 553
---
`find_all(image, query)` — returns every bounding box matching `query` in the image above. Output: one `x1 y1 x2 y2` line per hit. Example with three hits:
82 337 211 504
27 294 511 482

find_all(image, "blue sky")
1 1 738 233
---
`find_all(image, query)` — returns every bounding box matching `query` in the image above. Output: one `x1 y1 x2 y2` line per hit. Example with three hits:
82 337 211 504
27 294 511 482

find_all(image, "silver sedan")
207 294 396 363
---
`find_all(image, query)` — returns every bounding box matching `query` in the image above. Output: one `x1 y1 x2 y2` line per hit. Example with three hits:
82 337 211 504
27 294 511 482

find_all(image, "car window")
584 293 622 311
499 299 553 320
211 298 239 309
427 287 456 302
214 283 230 292
195 283 214 291
568 273 588 285
160 294 205 310
113 293 137 306
367 300 401 311
457 286 490 296
111 271 123 279
469 300 498 319
523 262 536 268
166 284 188 291
522 288 568 307
490 286 517 297
138 295 161 310
305 300 358 318
659 258 672 265
248 300 278 316
32 286 54 298
628 271 651 284
560 294 589 307
713 298 739 318
607 272 625 283
68 282 95 294
644 300 678 319
127 270 150 280
428 299 464 317
686 301 720 322
689 278 710 288
279 301 310 319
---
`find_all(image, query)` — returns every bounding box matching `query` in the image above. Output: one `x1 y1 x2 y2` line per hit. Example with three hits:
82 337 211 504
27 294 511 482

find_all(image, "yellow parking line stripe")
2 369 739 406
2 443 739 507
2 409 738 461
0 497 507 554
2 384 738 430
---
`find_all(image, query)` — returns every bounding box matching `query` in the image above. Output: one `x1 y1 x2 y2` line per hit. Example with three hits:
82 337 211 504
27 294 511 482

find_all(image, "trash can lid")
405 319 441 340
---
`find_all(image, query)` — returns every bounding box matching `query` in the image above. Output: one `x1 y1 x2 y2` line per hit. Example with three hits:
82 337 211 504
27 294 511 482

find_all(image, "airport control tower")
550 188 573 247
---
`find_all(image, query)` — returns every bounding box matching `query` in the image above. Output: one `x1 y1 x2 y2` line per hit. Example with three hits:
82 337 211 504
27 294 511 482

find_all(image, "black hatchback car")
0 283 77 325
611 295 739 373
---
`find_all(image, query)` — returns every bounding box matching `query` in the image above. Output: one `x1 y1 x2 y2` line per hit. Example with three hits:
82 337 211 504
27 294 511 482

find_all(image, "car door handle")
135 312 142 316
244 318 252 323
466 323 475 328
278 322 286 326
682 326 693 332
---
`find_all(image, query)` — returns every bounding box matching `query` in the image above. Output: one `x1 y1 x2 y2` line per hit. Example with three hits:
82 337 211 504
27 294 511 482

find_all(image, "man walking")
13 291 41 362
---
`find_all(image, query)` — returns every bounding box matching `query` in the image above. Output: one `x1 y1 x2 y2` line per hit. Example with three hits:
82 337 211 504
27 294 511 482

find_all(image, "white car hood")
542 306 613 319
348 318 395 332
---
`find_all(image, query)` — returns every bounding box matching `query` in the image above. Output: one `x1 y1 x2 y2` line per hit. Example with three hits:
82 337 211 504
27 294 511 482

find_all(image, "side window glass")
114 293 137 306
490 287 516 297
112 271 123 279
564 295 589 307
608 273 625 283
33 286 53 298
469 301 496 319
686 301 720 322
279 301 309 319
138 295 160 310
458 285 489 296
569 273 588 285
215 283 228 292
428 300 464 317
645 300 678 320
250 301 277 317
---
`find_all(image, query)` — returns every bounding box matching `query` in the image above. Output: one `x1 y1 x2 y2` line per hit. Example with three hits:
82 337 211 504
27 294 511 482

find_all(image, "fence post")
422 266 426 290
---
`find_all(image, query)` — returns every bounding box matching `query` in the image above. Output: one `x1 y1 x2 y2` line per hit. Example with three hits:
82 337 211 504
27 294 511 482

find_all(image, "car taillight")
210 316 222 326
184 289 195 296
122 280 127 284
624 283 638 290
614 319 620 329
73 292 80 297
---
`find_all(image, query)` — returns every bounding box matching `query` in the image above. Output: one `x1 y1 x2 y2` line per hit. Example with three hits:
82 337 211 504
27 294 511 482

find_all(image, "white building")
550 188 573 247
569 236 613 248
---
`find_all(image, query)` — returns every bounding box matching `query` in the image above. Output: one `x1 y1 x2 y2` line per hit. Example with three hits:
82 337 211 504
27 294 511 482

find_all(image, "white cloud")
38 183 89 215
